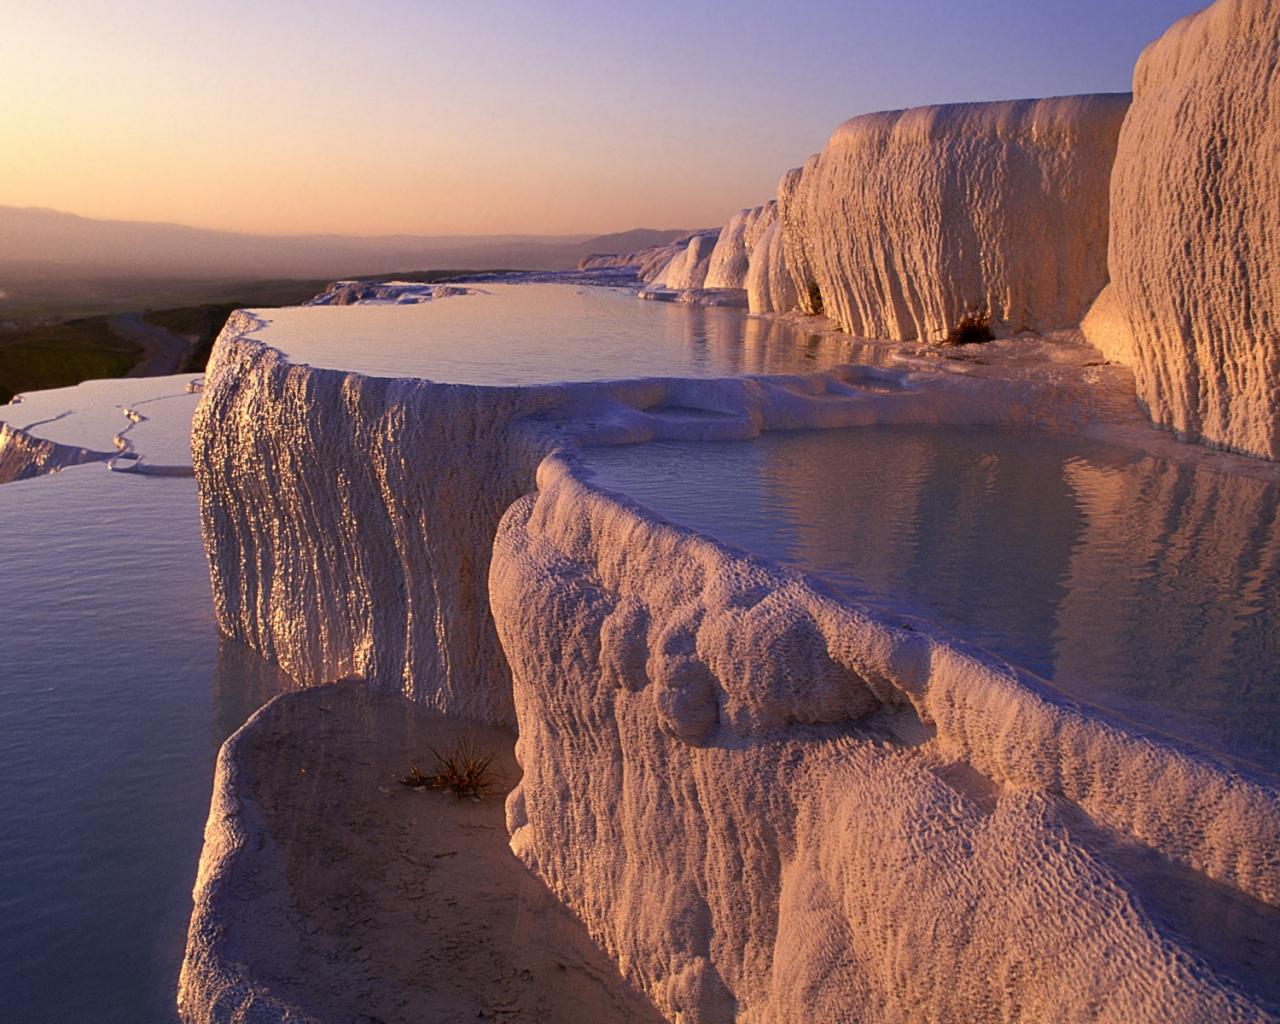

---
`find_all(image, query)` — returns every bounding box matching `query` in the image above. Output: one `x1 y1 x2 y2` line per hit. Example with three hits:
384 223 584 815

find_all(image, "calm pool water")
0 467 294 1023
582 425 1280 771
253 283 892 384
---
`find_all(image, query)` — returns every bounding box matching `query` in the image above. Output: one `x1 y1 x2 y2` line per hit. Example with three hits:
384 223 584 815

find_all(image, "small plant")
400 735 496 800
941 306 994 346
806 280 825 316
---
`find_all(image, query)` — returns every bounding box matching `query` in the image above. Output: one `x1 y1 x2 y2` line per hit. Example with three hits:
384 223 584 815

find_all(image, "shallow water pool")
0 467 294 1023
582 425 1280 771
253 283 892 384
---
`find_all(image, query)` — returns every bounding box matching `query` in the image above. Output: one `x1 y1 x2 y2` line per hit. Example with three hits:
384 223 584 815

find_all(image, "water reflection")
582 426 1280 770
257 284 898 385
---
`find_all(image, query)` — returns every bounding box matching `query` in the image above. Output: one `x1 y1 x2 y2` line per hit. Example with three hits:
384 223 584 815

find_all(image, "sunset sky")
1 0 1204 237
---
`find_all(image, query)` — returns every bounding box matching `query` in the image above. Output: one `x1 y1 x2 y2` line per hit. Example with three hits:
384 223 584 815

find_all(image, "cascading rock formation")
183 0 1280 1020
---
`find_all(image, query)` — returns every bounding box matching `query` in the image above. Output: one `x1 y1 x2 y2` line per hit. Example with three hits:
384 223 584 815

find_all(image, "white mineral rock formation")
192 276 1280 1021
180 680 663 1024
579 232 716 285
0 374 201 482
305 280 474 305
644 230 721 292
193 313 547 724
1083 0 1280 459
195 307 1155 728
744 215 798 315
703 204 775 291
489 453 1280 1023
772 94 1130 341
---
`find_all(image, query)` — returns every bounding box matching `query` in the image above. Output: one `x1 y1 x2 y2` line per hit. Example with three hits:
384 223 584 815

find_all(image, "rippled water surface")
583 425 1280 771
0 468 294 1023
255 283 891 383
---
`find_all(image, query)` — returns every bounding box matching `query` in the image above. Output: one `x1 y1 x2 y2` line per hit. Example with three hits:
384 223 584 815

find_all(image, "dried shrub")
941 306 994 346
400 736 496 800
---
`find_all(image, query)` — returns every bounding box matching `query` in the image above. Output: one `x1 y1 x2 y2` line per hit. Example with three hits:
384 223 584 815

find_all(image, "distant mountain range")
0 206 692 281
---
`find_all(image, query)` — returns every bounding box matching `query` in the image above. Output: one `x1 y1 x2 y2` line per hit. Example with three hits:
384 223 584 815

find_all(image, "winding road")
111 313 195 377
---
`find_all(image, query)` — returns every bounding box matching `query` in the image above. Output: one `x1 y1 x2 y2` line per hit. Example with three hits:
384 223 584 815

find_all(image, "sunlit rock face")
703 204 776 291
579 232 715 285
192 316 550 725
774 94 1130 340
744 214 798 315
491 456 1280 1023
1085 0 1280 459
646 230 722 291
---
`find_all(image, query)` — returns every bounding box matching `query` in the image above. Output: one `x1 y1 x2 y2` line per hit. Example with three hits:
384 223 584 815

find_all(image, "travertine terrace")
491 454 1278 1022
773 95 1130 340
1084 0 1280 459
0 375 202 483
186 297 1280 1021
703 204 775 291
646 95 1128 340
182 0 1280 1019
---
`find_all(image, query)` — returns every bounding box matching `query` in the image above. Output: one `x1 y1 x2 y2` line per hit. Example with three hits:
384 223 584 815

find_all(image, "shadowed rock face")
774 94 1130 342
0 421 107 482
1086 0 1280 460
180 682 666 1024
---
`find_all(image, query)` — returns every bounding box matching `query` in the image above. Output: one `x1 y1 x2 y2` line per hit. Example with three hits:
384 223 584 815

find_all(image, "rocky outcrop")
636 207 784 307
744 214 798 315
579 232 715 284
774 94 1130 341
305 280 475 305
656 91 1125 332
643 230 721 292
490 453 1280 1022
703 204 776 291
1084 0 1280 459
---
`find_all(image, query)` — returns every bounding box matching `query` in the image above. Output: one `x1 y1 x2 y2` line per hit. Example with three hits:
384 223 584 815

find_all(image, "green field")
0 317 140 405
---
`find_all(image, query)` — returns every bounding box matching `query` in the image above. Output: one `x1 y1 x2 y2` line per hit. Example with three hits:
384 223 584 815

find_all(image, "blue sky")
0 0 1206 234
